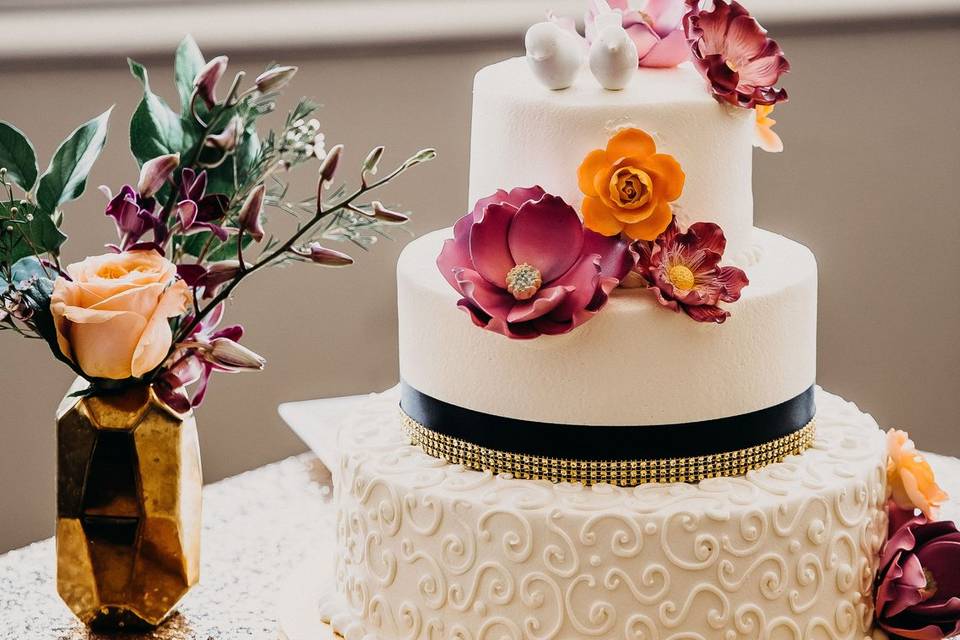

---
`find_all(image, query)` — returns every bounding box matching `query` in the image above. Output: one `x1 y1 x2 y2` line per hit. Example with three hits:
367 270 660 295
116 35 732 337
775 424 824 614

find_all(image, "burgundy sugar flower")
683 0 789 108
875 512 960 639
634 219 748 323
586 0 689 68
437 186 635 339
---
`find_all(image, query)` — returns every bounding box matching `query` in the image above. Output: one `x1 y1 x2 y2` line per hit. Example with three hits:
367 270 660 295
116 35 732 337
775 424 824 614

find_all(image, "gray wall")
1 19 958 552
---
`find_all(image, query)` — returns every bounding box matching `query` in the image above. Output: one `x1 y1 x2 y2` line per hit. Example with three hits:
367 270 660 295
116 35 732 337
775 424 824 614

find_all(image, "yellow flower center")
609 167 653 210
505 263 542 300
726 59 739 72
667 264 696 291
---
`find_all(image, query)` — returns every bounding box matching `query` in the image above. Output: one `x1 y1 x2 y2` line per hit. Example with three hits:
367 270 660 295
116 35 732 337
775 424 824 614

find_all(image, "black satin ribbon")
400 382 815 461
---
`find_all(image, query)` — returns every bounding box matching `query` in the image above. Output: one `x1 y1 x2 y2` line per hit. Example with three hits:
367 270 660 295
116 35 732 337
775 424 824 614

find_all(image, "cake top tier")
469 57 757 258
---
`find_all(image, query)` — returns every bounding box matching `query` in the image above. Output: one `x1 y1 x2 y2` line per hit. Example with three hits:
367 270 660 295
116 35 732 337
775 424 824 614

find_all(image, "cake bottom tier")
322 388 889 640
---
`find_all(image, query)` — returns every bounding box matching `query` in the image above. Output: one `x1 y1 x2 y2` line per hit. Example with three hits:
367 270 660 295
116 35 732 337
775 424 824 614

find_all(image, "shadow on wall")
1 19 959 553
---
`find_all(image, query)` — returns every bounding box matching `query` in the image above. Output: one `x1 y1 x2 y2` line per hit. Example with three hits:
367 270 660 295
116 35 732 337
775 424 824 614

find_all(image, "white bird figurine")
525 21 584 91
588 9 638 91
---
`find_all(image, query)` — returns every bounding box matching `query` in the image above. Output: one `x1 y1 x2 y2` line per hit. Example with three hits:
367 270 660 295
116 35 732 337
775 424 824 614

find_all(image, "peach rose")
886 429 948 519
51 250 191 380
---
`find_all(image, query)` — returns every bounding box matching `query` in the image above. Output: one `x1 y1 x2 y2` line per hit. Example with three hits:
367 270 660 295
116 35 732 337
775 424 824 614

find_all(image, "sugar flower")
586 0 689 68
875 513 960 640
887 429 948 520
634 218 748 323
437 186 635 339
683 0 789 108
754 104 783 152
577 127 684 241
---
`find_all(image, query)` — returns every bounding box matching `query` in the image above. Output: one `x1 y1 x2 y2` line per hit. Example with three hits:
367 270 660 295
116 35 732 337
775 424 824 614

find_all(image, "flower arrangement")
876 430 958 639
0 36 434 407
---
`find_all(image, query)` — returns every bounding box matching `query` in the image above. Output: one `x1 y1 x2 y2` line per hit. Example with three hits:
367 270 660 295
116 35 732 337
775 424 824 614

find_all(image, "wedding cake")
319 3 896 638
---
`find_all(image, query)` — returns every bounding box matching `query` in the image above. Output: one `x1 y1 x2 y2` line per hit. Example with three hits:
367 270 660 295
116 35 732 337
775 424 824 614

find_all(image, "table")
2 392 958 640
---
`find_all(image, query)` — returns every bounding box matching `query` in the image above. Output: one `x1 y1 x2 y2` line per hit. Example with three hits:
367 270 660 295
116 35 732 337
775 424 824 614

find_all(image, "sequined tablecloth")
0 454 335 640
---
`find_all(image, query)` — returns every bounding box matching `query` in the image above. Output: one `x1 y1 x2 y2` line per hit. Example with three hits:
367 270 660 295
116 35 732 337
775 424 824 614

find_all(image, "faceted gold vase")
56 379 202 629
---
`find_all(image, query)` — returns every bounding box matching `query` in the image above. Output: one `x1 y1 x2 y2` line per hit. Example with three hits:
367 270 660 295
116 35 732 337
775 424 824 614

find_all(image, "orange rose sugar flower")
577 127 684 241
886 429 948 519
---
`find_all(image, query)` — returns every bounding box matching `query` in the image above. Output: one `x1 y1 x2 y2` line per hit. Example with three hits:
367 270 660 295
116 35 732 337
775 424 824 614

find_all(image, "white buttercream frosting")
321 387 888 640
398 227 817 426
469 57 755 256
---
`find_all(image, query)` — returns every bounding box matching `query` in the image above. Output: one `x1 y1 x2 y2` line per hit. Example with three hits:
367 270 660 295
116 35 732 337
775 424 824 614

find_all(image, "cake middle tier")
470 57 756 258
398 227 817 427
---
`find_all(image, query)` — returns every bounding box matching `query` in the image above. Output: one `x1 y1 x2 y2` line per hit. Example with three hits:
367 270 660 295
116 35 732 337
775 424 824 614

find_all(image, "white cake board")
276 391 960 640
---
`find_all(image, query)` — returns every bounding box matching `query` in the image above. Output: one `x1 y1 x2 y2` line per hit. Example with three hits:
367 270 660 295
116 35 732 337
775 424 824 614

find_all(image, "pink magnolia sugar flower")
875 512 960 640
437 186 635 339
683 0 789 108
634 218 748 323
585 0 689 68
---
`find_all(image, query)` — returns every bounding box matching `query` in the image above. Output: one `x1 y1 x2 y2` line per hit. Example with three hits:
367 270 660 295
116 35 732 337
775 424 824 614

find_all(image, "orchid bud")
205 337 266 371
205 115 243 152
238 184 266 242
370 201 409 224
204 260 248 289
298 243 354 267
254 65 298 93
361 145 385 177
317 144 343 192
194 55 228 107
137 153 180 198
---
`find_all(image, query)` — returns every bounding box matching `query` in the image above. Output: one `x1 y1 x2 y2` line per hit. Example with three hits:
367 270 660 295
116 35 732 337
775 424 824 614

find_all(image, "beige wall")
1 21 958 552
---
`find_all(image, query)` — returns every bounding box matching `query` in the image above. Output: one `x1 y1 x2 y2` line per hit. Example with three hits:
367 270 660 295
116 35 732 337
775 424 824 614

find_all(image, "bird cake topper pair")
526 0 686 91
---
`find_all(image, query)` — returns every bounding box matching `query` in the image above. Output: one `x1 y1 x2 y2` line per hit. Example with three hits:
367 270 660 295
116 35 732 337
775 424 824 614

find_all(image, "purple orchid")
155 303 263 411
585 0 689 68
100 184 166 252
683 0 789 108
875 511 960 639
634 219 748 323
175 168 230 240
437 186 635 339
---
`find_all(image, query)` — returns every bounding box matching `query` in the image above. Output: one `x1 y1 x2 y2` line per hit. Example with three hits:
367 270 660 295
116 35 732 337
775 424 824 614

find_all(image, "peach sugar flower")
887 429 948 520
577 127 684 241
754 105 783 153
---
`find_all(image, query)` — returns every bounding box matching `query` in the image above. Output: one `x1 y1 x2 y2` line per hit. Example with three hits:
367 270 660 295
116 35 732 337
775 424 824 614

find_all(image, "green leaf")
179 230 252 262
10 255 54 298
205 130 260 197
0 201 67 263
174 35 205 114
35 108 112 213
128 59 191 166
0 122 38 191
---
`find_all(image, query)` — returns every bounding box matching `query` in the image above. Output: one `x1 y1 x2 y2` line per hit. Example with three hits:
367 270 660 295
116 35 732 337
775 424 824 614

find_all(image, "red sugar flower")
683 0 789 108
634 218 748 323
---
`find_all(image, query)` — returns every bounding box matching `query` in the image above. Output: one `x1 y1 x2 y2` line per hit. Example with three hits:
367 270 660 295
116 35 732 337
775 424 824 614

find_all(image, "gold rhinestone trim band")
400 411 816 486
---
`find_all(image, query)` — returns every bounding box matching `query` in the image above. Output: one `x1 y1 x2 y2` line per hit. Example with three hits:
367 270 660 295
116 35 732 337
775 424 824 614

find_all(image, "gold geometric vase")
56 378 202 630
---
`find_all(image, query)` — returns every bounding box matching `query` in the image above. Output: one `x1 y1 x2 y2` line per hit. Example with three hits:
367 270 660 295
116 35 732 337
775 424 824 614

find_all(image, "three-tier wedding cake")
318 2 901 638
